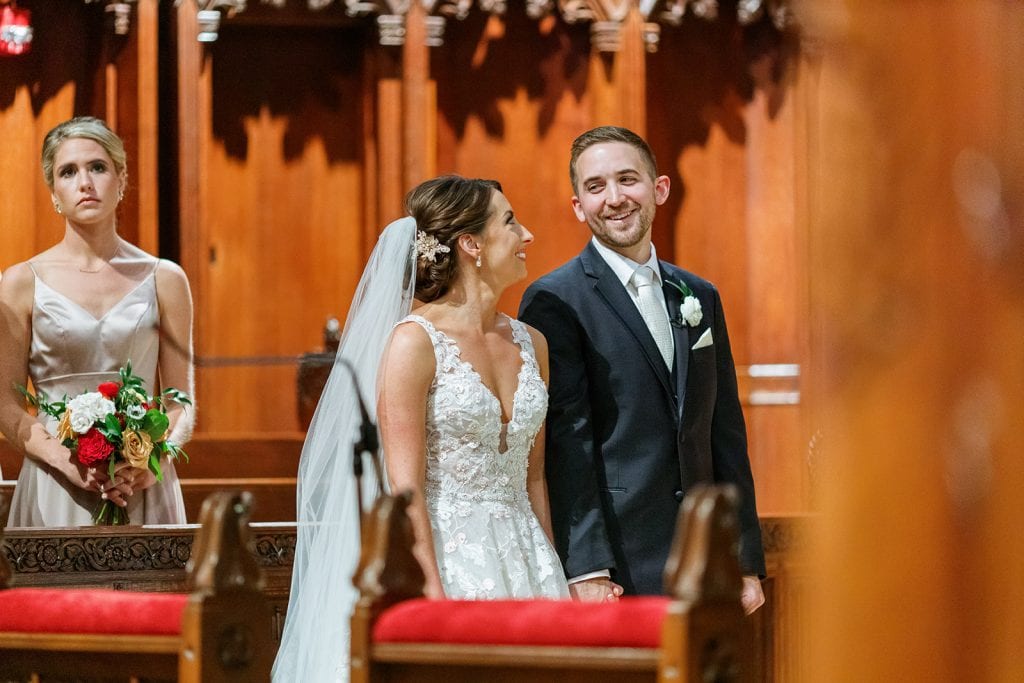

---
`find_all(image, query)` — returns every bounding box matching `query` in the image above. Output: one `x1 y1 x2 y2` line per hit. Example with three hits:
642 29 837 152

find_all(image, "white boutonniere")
666 279 703 327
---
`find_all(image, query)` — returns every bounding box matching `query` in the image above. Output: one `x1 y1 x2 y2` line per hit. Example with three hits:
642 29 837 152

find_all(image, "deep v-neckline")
34 272 154 322
416 315 529 428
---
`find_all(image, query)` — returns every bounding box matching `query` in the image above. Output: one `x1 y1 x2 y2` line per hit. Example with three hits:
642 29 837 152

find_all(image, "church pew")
0 491 274 682
350 484 754 683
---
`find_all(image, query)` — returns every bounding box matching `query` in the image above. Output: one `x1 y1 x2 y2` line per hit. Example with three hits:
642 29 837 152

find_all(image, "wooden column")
131 0 160 254
173 3 210 337
371 46 404 231
402 1 433 190
587 2 647 131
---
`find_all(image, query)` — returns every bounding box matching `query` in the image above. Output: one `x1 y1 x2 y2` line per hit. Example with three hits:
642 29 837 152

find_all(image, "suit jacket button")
674 490 684 503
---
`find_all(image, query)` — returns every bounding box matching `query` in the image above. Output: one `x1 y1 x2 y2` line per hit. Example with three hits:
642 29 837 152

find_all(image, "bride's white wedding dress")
404 314 569 599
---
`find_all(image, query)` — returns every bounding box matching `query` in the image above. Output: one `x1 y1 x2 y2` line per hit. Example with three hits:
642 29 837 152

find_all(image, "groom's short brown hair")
569 126 658 192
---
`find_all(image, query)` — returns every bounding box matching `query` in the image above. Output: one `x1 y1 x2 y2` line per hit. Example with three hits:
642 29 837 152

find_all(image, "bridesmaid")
0 116 194 526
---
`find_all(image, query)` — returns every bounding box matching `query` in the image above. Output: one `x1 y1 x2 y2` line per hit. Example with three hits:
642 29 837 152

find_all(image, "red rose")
76 428 115 466
97 382 121 399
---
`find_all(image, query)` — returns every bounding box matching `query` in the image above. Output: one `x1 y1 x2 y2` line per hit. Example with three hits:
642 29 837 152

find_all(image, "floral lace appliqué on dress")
401 315 569 600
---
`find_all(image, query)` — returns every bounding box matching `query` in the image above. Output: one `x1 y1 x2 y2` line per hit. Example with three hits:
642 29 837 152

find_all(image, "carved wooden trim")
2 524 295 578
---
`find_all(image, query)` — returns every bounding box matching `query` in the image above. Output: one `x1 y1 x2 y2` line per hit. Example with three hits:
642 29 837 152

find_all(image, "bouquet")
19 362 191 525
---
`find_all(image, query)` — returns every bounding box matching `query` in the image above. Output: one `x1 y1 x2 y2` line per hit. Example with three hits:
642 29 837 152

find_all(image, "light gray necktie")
632 265 674 370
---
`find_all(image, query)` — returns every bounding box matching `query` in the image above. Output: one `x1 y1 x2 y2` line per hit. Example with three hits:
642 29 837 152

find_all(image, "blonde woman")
0 116 194 526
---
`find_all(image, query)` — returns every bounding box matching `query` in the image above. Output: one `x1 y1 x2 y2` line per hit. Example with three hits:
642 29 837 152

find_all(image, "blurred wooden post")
802 1 1024 680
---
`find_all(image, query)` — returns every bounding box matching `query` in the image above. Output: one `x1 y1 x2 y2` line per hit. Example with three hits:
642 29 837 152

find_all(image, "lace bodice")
404 314 547 503
399 314 566 600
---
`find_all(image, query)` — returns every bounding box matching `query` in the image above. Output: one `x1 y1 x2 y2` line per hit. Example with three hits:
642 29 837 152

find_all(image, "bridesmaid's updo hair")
405 175 501 303
41 116 127 189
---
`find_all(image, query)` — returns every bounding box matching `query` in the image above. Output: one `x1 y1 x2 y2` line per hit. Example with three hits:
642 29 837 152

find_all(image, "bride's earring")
53 200 62 215
476 254 482 268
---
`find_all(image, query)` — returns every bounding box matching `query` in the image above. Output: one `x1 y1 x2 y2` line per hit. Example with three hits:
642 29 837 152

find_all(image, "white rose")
67 392 116 433
680 295 703 327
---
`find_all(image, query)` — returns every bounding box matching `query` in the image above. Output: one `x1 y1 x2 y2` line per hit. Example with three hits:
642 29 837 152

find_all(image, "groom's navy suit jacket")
519 242 765 594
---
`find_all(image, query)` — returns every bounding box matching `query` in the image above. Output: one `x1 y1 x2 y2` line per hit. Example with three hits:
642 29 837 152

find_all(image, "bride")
273 176 568 682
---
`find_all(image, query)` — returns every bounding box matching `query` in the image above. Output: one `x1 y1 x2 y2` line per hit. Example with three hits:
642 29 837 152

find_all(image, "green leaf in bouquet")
98 413 123 444
15 384 65 419
149 451 165 482
142 409 170 441
162 387 192 407
166 442 189 463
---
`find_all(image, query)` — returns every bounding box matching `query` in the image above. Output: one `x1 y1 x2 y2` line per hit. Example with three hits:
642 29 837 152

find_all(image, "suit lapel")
661 266 690 418
581 244 674 398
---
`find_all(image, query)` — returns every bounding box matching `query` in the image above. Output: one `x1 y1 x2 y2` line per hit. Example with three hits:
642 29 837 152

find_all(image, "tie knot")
633 265 657 288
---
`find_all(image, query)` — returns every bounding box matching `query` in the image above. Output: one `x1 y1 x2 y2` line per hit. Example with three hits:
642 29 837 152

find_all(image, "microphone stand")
334 358 383 517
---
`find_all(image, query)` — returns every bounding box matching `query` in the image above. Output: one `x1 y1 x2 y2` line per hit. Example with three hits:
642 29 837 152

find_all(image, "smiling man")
519 126 766 612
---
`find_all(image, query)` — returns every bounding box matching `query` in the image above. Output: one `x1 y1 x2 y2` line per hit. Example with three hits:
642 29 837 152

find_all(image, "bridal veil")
272 217 417 682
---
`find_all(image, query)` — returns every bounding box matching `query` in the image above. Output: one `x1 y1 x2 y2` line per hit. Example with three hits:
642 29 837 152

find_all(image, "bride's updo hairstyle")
405 175 501 303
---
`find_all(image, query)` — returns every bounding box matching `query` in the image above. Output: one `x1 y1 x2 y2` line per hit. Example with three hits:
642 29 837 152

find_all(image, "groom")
519 126 765 612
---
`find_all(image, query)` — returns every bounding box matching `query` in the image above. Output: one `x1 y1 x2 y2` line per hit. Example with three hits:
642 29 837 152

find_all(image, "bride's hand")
424 578 447 600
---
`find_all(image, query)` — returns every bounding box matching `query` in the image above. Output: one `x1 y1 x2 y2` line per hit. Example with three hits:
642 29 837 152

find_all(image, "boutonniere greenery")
666 279 703 327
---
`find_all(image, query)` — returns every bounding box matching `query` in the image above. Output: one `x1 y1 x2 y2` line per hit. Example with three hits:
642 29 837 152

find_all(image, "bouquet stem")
93 500 131 525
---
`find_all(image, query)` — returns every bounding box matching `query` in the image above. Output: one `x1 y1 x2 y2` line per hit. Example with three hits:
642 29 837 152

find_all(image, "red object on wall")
0 5 33 56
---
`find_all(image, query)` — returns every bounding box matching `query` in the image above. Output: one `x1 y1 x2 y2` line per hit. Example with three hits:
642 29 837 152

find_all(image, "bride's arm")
0 263 108 493
525 328 556 544
377 322 445 599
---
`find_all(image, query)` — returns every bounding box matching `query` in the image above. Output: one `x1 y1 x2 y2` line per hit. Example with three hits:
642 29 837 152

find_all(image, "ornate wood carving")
2 526 295 577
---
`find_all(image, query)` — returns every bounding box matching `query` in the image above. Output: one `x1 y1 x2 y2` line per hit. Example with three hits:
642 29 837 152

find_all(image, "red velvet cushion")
373 597 670 648
0 588 188 636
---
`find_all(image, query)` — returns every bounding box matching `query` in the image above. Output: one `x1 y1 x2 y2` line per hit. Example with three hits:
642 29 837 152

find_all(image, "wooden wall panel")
803 1 1024 679
187 25 370 433
433 10 595 314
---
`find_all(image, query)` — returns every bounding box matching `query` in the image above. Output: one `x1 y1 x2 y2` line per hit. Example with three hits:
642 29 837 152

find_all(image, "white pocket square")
691 328 713 350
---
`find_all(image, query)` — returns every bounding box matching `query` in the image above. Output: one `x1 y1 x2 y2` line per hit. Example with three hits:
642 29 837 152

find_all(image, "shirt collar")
590 237 662 289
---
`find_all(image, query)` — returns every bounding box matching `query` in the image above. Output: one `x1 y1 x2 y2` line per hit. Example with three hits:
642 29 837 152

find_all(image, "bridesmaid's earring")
118 189 124 202
53 201 62 215
476 254 482 268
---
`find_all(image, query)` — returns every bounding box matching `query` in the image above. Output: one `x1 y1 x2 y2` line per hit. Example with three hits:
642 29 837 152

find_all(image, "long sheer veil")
272 217 417 682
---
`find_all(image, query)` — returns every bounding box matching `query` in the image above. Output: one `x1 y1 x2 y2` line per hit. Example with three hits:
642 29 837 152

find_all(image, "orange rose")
56 410 74 442
121 430 154 469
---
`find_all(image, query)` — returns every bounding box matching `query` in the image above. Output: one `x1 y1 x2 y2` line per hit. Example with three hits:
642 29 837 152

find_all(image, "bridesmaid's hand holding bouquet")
18 361 191 524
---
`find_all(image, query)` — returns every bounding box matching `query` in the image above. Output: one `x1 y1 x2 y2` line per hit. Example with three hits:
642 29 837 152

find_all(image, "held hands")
741 575 765 615
569 577 625 603
570 575 762 613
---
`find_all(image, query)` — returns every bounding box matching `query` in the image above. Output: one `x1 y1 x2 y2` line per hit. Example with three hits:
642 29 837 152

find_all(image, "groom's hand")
569 577 624 603
741 575 765 615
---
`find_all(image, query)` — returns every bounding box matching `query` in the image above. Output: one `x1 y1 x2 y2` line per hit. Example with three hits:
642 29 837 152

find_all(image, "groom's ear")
571 196 586 223
654 175 671 205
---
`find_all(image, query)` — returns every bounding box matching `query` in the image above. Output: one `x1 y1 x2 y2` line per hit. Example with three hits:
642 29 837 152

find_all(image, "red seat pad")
0 588 188 636
373 596 670 648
